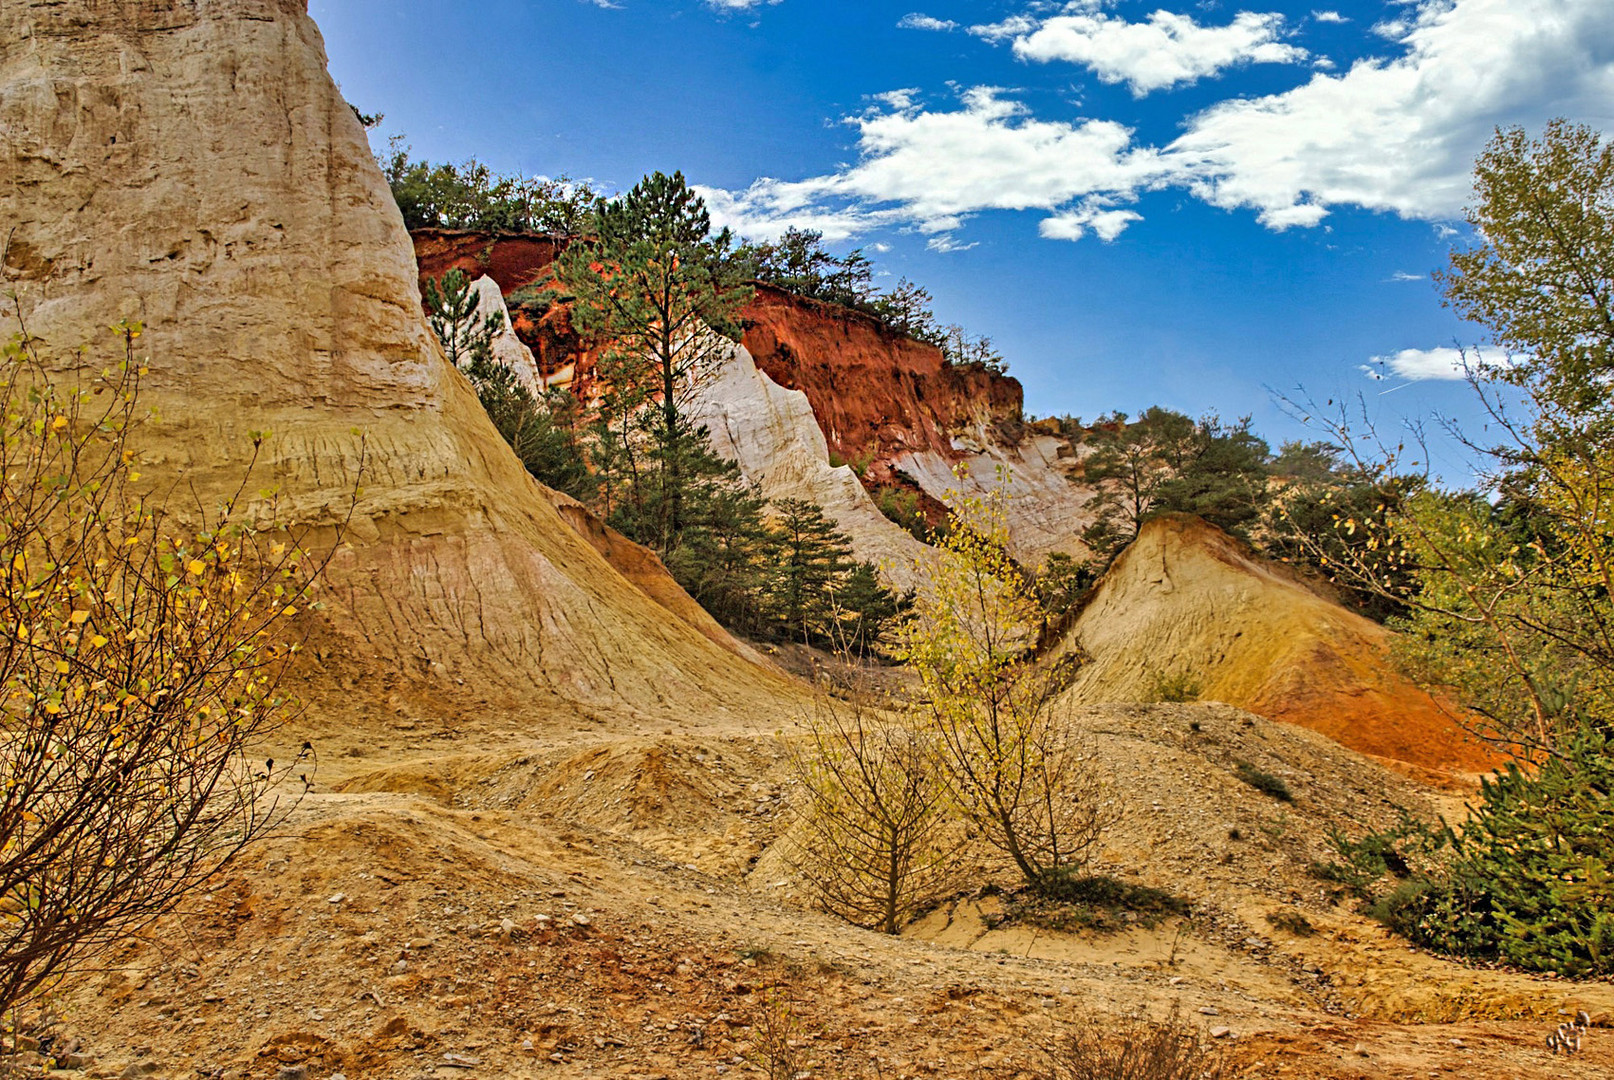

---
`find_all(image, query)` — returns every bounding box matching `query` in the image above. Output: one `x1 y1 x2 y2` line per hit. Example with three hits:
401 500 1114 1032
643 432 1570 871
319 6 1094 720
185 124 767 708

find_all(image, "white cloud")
899 13 957 31
927 234 980 252
710 0 1614 246
704 0 779 9
708 86 1161 239
1387 270 1424 282
1039 199 1143 242
969 15 1038 42
1168 0 1614 227
1312 9 1348 22
1008 10 1308 95
1363 347 1469 380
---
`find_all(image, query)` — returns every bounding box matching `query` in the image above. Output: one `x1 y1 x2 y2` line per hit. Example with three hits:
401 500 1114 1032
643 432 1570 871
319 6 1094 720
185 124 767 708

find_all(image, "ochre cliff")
0 0 796 733
1058 514 1499 778
410 233 1023 479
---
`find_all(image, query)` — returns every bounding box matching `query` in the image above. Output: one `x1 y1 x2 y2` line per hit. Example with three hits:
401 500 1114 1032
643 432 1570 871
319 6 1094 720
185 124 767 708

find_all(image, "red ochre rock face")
409 232 1023 485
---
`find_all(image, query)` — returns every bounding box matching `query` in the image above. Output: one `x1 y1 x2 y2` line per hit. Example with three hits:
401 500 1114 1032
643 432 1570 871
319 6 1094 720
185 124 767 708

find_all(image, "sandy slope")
1056 516 1498 778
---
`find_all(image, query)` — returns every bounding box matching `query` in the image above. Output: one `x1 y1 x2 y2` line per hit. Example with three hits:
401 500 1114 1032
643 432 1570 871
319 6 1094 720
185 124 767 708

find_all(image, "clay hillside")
0 4 1605 1080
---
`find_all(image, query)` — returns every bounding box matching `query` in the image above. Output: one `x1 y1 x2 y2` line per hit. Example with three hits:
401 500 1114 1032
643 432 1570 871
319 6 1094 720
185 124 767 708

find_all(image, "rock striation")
0 0 796 731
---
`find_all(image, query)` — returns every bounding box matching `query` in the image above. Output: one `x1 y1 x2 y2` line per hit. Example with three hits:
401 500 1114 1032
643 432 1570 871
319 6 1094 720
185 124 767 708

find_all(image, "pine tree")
767 498 857 644
555 171 754 552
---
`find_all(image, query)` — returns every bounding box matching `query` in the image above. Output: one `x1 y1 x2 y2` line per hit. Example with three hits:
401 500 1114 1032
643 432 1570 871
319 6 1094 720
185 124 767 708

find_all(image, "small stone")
391 959 408 974
1353 1043 1369 1057
120 1063 160 1079
275 1067 309 1080
1210 1027 1232 1039
1449 1038 1466 1049
407 937 433 950
330 1075 348 1080
1198 1006 1219 1016
442 1053 482 1068
571 914 591 927
1168 976 1185 985
308 1007 325 1021
498 918 518 942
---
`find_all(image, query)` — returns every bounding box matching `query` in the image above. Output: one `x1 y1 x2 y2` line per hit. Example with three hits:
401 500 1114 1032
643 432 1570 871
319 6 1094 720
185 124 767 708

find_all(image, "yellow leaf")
50 416 66 431
186 560 205 576
54 661 68 675
69 610 89 625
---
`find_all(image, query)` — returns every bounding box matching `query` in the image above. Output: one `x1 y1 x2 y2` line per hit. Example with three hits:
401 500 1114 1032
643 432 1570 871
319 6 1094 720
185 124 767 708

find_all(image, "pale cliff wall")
690 343 933 589
0 0 797 730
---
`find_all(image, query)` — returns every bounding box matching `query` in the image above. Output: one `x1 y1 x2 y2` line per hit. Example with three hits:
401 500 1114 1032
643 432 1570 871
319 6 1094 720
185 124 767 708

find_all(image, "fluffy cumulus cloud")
706 87 1162 242
1171 0 1614 227
704 0 779 9
899 13 957 31
1039 200 1143 242
1363 347 1470 381
1007 10 1308 95
1312 9 1348 22
710 0 1614 245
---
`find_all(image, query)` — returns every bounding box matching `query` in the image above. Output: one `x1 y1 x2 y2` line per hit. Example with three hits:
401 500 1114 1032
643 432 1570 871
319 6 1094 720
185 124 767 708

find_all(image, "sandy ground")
21 694 1606 1080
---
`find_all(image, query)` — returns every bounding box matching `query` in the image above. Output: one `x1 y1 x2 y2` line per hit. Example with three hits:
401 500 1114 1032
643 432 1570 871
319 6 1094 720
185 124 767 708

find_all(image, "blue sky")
309 0 1614 473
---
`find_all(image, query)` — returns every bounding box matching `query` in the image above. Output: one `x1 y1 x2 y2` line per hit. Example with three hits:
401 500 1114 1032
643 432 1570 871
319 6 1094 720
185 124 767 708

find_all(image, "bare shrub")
899 486 1118 895
0 310 329 1016
784 672 962 934
1038 1007 1227 1080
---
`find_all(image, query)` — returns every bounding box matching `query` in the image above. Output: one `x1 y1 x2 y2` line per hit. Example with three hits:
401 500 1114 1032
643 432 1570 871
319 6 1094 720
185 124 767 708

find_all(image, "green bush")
874 486 930 542
1147 669 1202 704
1310 813 1450 899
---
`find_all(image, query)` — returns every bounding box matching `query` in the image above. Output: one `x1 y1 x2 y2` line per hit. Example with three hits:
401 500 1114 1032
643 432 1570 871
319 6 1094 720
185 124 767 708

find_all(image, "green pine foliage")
382 137 599 233
423 269 501 371
423 270 597 503
1355 725 1614 976
420 177 907 652
1078 407 1271 557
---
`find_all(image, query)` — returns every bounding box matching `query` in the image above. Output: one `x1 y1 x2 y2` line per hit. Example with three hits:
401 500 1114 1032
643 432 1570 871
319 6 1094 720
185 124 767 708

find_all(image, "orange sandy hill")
0 0 796 743
1057 514 1498 778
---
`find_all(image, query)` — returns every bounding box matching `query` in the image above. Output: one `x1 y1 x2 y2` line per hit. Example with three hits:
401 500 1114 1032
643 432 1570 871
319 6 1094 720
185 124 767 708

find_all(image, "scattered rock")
1210 1027 1232 1039
120 1063 160 1079
327 893 345 904
275 1067 308 1080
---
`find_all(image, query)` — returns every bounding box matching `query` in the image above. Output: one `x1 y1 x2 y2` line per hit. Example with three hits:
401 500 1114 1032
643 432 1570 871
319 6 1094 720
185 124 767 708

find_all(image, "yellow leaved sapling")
0 309 327 1018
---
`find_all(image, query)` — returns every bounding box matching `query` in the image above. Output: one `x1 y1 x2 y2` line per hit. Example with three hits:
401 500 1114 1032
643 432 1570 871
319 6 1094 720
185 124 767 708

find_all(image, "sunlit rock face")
690 342 933 589
409 234 1094 568
0 0 794 728
1055 514 1497 777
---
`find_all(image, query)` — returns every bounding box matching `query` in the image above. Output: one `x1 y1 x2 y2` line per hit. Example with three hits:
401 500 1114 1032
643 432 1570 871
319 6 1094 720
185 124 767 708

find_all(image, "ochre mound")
1058 515 1497 775
0 0 797 734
